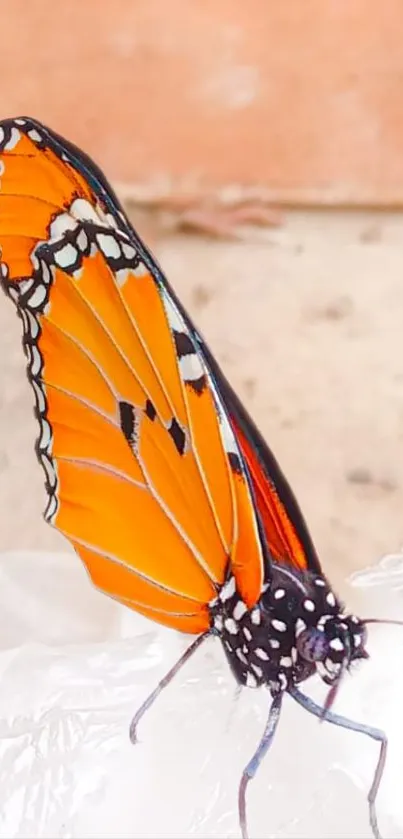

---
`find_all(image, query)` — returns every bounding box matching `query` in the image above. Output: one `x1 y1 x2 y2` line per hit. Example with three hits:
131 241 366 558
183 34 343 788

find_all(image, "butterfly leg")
238 691 284 839
288 685 386 839
129 630 211 744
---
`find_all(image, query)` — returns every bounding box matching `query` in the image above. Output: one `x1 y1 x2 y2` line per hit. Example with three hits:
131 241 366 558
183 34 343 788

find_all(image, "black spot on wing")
145 399 157 421
168 417 186 455
189 374 207 395
228 452 242 475
173 330 207 394
174 330 194 358
119 401 138 447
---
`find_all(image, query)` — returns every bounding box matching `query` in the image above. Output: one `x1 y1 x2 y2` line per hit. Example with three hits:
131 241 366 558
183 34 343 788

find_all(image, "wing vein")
160 291 233 555
53 263 170 418
43 316 120 401
56 455 147 490
62 531 205 603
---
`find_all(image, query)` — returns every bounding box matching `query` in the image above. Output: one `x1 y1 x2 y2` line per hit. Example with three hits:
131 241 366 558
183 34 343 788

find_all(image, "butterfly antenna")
363 617 403 628
129 631 211 744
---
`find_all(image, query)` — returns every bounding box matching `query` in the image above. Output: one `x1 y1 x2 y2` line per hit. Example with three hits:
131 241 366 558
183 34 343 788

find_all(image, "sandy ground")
1 209 403 603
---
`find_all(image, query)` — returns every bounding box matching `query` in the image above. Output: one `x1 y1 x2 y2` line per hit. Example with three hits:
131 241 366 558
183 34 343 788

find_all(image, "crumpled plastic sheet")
0 548 403 838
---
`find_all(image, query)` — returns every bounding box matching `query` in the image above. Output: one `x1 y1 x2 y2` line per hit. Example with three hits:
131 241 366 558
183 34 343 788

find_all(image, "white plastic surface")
0 548 403 838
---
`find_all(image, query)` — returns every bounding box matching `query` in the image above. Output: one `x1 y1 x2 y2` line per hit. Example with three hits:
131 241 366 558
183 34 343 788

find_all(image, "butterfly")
0 116 394 839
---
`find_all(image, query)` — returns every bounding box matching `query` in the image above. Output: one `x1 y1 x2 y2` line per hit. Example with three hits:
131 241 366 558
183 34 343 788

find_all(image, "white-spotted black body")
210 564 368 694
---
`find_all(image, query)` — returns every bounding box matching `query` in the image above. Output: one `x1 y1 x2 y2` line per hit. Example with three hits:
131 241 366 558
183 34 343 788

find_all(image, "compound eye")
296 627 328 662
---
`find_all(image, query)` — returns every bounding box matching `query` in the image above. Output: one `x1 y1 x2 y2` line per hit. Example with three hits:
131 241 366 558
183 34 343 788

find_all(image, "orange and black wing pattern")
0 116 267 632
198 338 322 576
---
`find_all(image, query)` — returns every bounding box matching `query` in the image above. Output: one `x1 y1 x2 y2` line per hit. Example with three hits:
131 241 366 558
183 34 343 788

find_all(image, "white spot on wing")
5 126 20 150
105 212 119 230
54 243 78 269
163 291 186 333
49 213 78 238
32 380 46 413
97 233 121 259
246 673 257 688
76 229 89 252
28 284 47 309
179 353 203 383
30 345 42 377
28 128 43 143
122 242 137 260
26 310 40 339
70 198 100 224
217 406 238 457
39 419 52 450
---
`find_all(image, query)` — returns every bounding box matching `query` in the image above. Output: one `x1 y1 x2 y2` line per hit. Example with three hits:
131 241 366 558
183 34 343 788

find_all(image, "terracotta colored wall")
1 1 403 206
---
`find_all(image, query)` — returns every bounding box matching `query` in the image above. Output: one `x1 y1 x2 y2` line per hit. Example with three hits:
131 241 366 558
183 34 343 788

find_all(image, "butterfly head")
296 612 368 686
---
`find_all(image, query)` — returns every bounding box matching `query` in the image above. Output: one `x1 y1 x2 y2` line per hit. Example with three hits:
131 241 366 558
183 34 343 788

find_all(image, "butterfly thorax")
210 564 368 694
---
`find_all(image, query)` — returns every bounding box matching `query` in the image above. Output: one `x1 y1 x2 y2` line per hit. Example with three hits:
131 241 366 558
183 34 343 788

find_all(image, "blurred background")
1 0 403 597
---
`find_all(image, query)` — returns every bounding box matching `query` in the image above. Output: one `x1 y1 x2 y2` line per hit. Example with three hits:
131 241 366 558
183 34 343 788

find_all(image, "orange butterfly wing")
198 333 322 576
0 117 265 632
